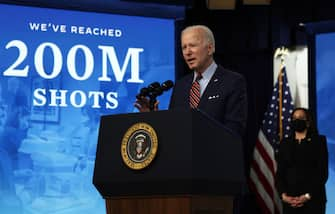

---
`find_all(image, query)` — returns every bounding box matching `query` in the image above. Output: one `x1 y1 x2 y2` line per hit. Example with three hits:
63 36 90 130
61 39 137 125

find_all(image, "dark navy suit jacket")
169 65 248 136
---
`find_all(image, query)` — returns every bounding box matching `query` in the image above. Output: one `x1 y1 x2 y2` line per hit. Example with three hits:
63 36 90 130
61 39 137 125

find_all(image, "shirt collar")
193 61 217 81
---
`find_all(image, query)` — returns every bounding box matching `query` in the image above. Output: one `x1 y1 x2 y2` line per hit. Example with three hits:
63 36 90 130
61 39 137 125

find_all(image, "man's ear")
208 43 215 55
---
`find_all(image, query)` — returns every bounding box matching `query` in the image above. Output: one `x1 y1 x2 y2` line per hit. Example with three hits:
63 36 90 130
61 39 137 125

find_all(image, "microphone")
147 82 161 93
136 87 149 99
160 80 174 91
151 86 163 97
136 80 174 99
149 80 174 97
136 80 174 111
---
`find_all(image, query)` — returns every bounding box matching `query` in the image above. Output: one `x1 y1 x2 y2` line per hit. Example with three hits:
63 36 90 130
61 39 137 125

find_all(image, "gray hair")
182 25 215 51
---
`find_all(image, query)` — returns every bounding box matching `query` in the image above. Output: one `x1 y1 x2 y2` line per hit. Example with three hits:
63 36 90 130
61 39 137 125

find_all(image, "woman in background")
276 107 328 214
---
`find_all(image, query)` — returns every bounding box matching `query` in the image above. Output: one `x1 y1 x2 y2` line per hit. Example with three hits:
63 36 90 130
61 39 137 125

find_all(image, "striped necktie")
189 73 202 108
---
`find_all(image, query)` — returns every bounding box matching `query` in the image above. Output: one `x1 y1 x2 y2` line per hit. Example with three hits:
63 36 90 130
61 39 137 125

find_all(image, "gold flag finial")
274 46 289 65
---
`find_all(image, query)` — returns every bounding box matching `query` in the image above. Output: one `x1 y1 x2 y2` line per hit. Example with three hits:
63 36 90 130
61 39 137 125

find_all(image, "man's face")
181 28 214 73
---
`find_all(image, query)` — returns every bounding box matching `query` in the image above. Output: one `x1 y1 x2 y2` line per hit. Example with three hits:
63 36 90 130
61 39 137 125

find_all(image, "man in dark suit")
135 25 248 214
135 25 247 136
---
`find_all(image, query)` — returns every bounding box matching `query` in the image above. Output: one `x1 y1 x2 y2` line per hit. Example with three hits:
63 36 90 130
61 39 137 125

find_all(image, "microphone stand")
148 88 162 111
149 96 157 112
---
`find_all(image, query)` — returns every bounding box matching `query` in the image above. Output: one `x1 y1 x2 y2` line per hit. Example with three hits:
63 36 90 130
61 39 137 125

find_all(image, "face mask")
291 119 307 132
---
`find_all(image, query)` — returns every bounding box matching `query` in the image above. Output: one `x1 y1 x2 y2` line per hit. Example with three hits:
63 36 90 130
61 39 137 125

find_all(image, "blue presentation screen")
0 3 175 213
315 32 335 214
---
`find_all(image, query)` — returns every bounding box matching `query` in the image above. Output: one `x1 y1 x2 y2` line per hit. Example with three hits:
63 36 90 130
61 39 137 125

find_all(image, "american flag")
249 65 294 214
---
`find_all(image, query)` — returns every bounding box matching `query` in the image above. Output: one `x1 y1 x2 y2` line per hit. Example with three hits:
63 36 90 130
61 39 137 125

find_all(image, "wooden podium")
105 195 234 214
93 109 245 214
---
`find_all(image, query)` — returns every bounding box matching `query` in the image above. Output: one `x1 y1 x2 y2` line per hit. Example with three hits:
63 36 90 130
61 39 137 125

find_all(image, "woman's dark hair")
291 107 318 135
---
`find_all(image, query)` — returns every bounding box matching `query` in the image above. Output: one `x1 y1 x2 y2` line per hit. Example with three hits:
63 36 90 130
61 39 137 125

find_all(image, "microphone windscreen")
140 87 149 95
148 82 160 91
136 87 149 99
152 87 163 96
161 80 174 91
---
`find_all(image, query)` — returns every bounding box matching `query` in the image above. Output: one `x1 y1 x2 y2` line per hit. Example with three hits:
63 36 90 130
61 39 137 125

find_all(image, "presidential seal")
121 123 158 170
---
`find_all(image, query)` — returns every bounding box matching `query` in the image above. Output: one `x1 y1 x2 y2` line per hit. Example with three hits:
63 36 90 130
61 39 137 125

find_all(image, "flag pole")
275 47 289 141
278 65 283 141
